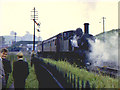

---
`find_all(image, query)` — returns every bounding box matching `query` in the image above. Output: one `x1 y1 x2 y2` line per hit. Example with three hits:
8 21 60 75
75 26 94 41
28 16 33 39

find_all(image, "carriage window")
67 33 69 37
50 41 52 46
55 39 57 45
64 33 66 37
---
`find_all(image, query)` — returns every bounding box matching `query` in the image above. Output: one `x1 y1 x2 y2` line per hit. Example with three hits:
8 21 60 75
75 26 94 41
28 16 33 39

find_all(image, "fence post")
85 80 90 88
65 72 67 78
77 77 79 90
74 74 76 89
71 73 73 85
82 80 84 89
69 71 71 82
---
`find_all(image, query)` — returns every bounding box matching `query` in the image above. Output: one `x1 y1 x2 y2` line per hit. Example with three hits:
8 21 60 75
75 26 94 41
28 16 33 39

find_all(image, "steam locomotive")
37 23 95 67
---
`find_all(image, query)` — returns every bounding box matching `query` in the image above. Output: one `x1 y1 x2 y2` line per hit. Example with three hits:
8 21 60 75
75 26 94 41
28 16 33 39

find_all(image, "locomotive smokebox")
84 23 89 34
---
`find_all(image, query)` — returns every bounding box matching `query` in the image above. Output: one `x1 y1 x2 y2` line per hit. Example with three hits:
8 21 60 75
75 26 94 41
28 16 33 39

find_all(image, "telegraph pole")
102 17 106 33
31 7 38 51
102 17 106 41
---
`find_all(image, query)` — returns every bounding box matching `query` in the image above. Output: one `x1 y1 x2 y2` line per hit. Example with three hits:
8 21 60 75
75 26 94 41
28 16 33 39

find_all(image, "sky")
0 0 119 40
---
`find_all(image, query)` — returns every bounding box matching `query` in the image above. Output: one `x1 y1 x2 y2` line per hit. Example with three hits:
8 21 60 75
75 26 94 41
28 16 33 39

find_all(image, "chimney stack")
84 23 89 34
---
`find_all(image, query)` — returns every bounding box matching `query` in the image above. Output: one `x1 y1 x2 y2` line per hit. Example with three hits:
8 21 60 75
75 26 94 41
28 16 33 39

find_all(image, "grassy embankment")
42 58 118 88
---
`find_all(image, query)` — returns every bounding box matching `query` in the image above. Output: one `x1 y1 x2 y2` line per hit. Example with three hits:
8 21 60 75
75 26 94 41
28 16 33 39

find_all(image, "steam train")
37 23 95 67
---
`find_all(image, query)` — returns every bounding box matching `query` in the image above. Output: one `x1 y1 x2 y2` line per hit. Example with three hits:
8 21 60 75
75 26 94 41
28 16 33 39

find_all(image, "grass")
42 58 119 88
6 54 15 88
25 59 38 88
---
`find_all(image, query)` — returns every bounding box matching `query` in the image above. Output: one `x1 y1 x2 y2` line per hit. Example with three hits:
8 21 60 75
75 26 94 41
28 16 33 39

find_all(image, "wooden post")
65 72 67 78
74 74 76 88
85 81 90 88
71 73 73 84
69 71 71 82
82 80 84 89
77 77 79 90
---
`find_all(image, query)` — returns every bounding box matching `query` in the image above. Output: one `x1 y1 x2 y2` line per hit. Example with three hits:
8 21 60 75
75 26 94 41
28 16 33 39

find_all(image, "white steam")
88 32 118 69
71 35 79 48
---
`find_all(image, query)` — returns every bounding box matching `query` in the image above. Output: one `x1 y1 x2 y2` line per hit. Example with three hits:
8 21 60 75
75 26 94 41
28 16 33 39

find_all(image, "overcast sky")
0 0 119 40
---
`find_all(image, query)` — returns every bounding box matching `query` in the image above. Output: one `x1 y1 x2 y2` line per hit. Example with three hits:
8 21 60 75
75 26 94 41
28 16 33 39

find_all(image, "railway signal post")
31 7 40 51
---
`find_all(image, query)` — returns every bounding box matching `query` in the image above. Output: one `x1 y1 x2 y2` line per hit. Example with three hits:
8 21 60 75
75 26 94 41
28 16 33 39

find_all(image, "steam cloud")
88 32 118 69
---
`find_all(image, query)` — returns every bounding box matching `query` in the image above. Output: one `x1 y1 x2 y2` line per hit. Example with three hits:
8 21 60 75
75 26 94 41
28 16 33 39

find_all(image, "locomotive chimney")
84 23 89 34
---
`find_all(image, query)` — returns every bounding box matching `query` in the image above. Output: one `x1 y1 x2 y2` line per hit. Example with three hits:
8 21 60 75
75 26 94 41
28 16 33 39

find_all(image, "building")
8 41 40 52
0 36 5 49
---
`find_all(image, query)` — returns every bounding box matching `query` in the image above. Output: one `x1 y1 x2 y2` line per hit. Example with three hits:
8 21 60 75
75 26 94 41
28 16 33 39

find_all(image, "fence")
42 60 96 89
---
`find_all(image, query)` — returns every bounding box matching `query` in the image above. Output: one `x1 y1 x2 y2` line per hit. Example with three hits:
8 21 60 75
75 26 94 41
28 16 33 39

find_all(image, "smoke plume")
88 32 118 69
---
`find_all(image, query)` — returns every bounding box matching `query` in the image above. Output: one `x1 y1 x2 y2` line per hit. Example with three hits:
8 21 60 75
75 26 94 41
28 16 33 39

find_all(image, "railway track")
96 66 119 78
64 57 119 78
87 65 119 78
